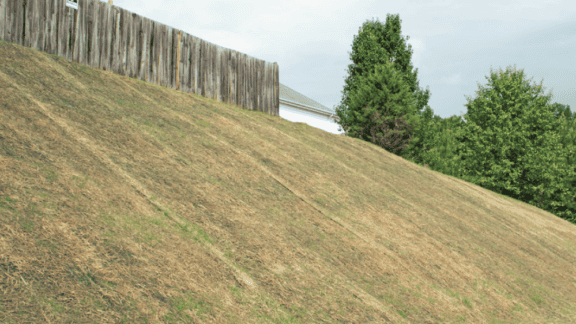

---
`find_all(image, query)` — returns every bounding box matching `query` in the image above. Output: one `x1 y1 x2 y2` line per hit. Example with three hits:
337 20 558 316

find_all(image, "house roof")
279 83 339 120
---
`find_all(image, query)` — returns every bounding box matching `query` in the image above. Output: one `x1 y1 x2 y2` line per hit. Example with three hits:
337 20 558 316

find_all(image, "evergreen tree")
343 61 419 155
334 14 431 156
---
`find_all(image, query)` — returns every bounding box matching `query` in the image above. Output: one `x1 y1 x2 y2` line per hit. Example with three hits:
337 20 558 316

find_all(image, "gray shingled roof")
279 83 336 115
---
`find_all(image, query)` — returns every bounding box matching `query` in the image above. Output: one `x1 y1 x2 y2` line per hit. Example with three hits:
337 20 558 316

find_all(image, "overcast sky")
107 0 575 124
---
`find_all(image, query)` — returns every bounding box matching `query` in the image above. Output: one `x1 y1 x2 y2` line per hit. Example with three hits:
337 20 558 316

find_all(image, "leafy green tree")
334 14 431 155
401 114 470 177
341 61 420 155
548 102 575 146
453 65 576 223
546 102 576 213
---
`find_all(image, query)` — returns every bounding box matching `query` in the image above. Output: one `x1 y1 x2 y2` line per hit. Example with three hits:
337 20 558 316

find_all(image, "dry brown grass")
1 39 576 323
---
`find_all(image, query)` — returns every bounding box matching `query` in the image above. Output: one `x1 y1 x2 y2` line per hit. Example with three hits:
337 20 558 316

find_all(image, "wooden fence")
0 0 280 115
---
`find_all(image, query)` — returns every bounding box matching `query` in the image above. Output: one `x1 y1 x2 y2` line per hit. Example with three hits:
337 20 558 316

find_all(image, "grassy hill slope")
1 39 576 323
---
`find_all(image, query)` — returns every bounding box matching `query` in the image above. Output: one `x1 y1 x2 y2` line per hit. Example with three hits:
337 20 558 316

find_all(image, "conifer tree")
334 14 431 156
343 61 418 155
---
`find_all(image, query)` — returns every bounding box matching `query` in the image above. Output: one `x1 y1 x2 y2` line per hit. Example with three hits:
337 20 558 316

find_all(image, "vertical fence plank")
11 0 24 46
24 0 36 50
5 0 17 44
0 0 6 42
264 62 271 114
216 45 222 102
47 0 58 55
149 20 159 85
138 15 150 83
39 0 48 53
220 47 229 104
110 8 120 75
72 0 84 65
203 41 211 99
98 0 110 70
179 32 190 93
162 26 171 88
35 0 47 51
87 0 97 67
152 21 160 85
111 6 122 75
251 57 256 111
258 58 263 112
154 22 165 85
213 43 219 101
274 62 279 115
22 0 30 48
199 39 207 97
261 60 267 113
69 1 77 61
257 59 264 112
57 0 65 57
201 40 209 98
265 61 270 113
84 0 96 68
170 28 179 90
244 55 250 110
218 46 224 103
178 31 187 93
189 35 199 95
189 33 197 95
175 30 181 91
235 51 242 108
198 39 209 97
268 62 274 114
261 59 266 113
126 12 138 79
87 0 100 69
249 56 255 111
215 45 221 101
25 0 37 48
120 8 130 76
238 53 246 110
64 0 76 61
210 43 217 100
82 0 94 66
229 50 237 106
160 25 170 87
251 56 256 111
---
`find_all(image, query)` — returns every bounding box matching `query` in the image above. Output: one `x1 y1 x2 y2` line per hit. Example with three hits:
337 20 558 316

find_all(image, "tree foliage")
334 14 431 154
400 113 470 178
340 61 419 155
545 102 576 215
452 65 576 222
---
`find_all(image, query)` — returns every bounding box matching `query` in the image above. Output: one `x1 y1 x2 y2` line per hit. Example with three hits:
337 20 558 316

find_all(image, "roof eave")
279 98 340 122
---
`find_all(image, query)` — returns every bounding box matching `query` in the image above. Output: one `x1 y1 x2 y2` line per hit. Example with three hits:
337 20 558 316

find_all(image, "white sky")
107 0 575 124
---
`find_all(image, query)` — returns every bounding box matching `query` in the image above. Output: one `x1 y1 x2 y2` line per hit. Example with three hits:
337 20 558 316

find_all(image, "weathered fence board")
258 58 264 112
88 0 101 70
0 0 279 115
229 50 237 106
210 42 217 100
274 62 279 115
238 52 246 109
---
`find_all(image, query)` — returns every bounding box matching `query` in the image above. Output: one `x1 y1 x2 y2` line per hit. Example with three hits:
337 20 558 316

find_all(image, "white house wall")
279 104 344 135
